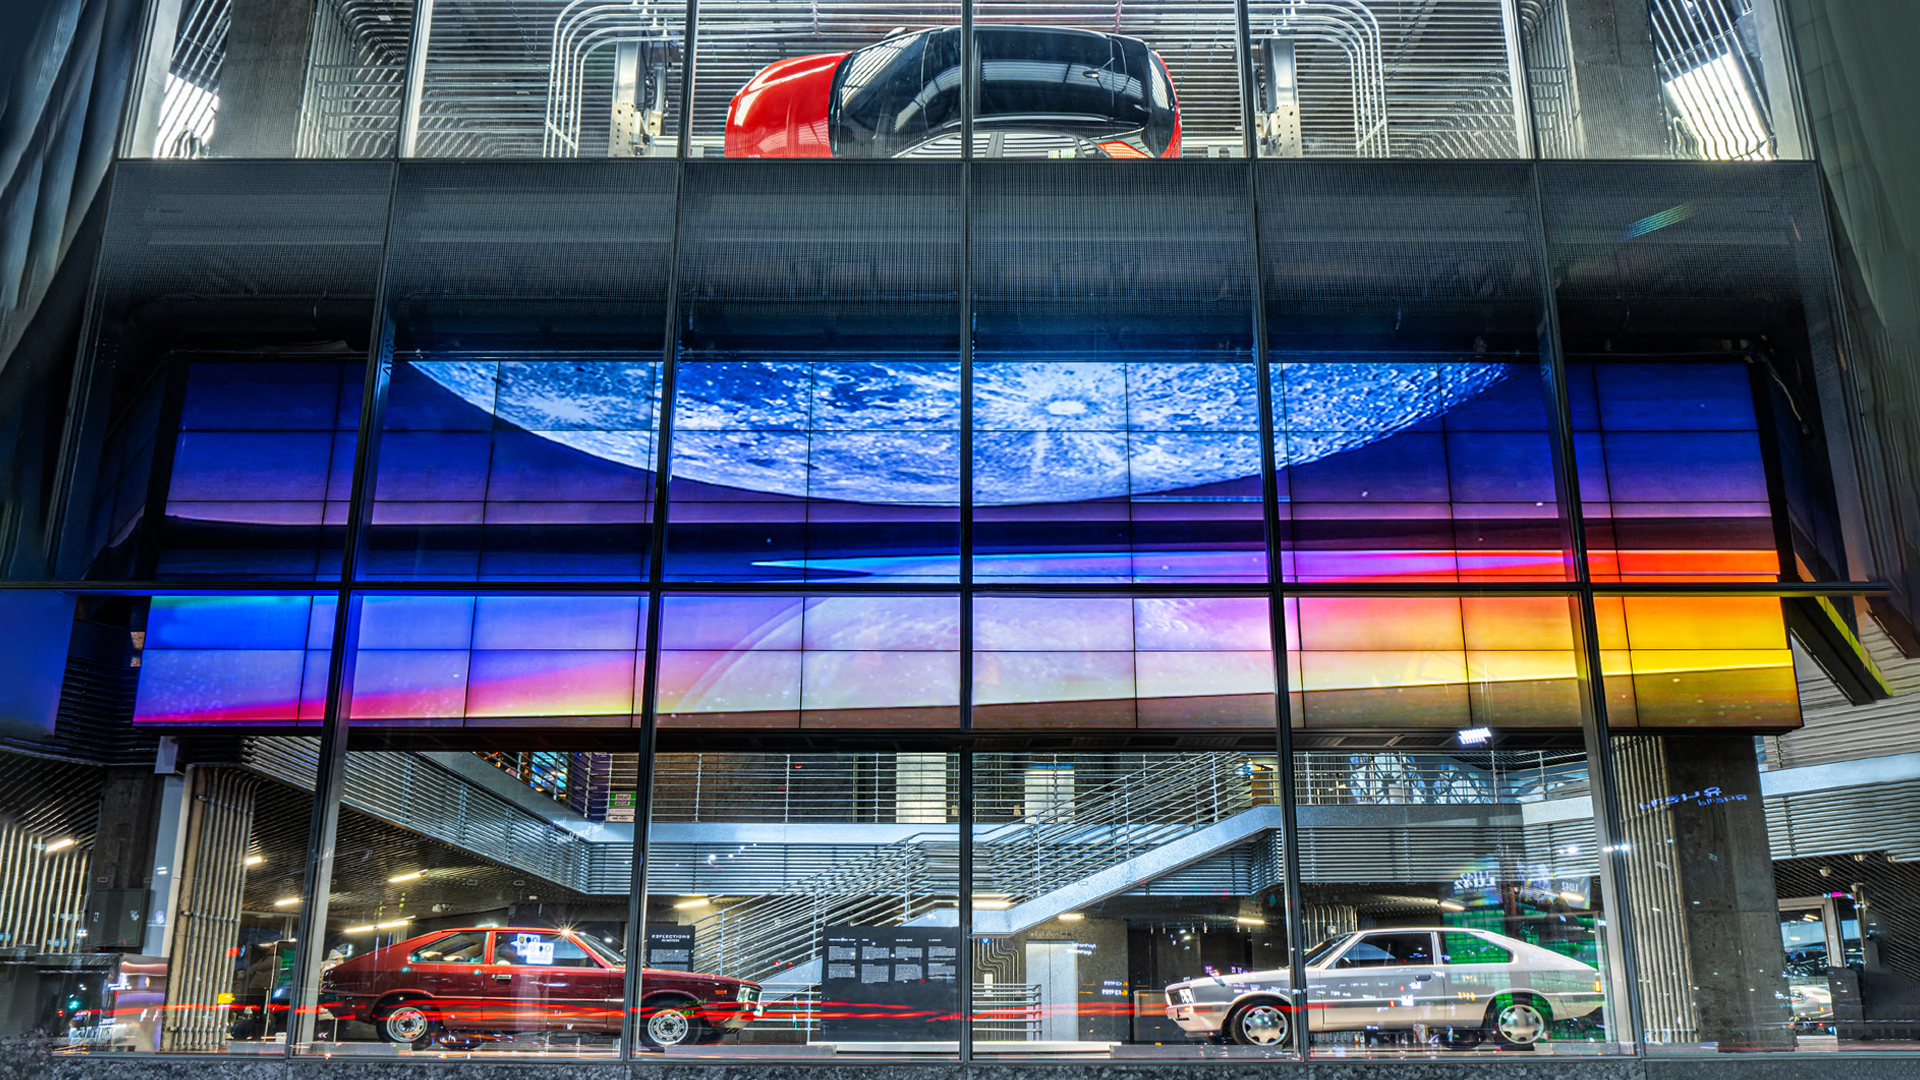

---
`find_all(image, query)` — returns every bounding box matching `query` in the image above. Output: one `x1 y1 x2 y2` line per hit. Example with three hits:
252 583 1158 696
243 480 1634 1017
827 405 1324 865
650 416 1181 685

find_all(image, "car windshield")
575 933 625 966
1303 933 1353 967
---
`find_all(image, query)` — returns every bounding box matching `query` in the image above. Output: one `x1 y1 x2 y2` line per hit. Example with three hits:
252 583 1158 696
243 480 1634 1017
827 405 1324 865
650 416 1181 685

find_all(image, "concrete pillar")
1615 734 1792 1049
1562 0 1670 158
161 767 258 1052
208 0 318 158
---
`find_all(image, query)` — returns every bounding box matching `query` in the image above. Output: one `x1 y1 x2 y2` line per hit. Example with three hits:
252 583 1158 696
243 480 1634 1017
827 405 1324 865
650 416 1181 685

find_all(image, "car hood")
1172 969 1292 992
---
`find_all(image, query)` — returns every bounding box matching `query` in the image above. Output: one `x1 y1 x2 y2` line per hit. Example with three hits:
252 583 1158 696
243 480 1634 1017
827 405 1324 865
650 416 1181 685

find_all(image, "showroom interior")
3 0 1920 1073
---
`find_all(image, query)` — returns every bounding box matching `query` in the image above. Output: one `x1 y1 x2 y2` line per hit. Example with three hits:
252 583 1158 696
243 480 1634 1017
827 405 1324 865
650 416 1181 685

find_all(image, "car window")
1334 932 1436 968
494 931 598 968
1303 933 1353 967
1442 932 1513 965
409 932 487 965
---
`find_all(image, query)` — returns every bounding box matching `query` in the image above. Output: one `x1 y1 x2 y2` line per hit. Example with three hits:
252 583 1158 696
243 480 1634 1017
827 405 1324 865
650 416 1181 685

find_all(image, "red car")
726 25 1180 159
320 927 762 1049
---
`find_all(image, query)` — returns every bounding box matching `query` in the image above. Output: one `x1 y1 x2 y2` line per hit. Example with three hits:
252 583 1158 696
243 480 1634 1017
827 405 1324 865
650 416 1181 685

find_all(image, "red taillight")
1098 140 1150 159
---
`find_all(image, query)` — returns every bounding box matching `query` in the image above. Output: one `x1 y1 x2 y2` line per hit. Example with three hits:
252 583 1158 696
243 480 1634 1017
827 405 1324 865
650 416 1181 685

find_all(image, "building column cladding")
1616 734 1793 1049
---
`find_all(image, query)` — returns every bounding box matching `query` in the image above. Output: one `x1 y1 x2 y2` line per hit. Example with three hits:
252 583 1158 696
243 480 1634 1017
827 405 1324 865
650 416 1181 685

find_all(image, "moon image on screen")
411 357 1507 505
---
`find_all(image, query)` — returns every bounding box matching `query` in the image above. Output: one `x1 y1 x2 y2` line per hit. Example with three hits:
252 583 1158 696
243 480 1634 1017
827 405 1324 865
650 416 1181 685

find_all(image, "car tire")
1485 995 1551 1050
641 996 705 1049
374 1002 439 1050
1224 999 1290 1047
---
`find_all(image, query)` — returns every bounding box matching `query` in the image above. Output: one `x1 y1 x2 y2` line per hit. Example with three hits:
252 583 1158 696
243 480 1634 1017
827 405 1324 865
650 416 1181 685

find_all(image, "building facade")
1 0 1918 1076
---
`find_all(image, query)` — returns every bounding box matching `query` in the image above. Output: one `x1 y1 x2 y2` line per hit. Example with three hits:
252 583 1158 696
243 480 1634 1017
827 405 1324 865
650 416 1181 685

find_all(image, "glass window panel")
1572 362 1780 582
971 1 1241 159
1259 163 1567 584
1247 0 1529 159
1594 595 1800 729
970 751 1289 1059
54 164 386 583
1524 0 1806 161
1287 596 1583 730
643 752 959 1058
666 164 962 581
129 0 410 158
973 596 1276 730
366 163 676 583
971 165 1263 583
693 0 959 158
404 0 685 157
131 594 336 727
1294 743 1626 1056
1543 165 1850 586
369 356 663 581
0 591 321 1053
656 595 960 729
347 595 649 727
295 737 634 1058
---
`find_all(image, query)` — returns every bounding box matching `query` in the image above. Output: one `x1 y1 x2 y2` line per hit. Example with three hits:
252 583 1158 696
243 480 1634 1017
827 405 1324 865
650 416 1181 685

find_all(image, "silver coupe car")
1165 927 1605 1049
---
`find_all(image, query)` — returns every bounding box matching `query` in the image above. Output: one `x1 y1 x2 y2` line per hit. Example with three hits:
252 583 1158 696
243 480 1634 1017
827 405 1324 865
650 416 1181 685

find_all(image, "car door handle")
1410 974 1432 983
493 973 512 982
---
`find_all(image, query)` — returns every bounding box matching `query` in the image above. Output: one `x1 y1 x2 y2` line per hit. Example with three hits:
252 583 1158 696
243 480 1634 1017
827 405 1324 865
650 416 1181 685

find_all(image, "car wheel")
642 998 704 1049
375 1003 438 1050
1225 1000 1289 1047
1487 996 1550 1049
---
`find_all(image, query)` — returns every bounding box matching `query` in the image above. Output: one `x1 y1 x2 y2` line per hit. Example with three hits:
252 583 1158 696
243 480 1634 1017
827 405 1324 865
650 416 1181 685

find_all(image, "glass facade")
125 0 1807 164
3 0 1915 1070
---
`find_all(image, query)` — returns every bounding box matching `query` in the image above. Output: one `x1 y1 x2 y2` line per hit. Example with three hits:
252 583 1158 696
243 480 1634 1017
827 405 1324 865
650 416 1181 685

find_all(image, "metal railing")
687 752 1272 982
1294 750 1589 805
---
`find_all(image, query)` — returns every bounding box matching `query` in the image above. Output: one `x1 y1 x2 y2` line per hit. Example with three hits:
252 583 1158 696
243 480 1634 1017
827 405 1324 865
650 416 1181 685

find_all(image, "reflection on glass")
1286 596 1582 730
644 752 960 1057
655 595 961 728
298 742 634 1057
347 595 650 726
1293 747 1622 1055
973 751 1287 1058
973 597 1275 729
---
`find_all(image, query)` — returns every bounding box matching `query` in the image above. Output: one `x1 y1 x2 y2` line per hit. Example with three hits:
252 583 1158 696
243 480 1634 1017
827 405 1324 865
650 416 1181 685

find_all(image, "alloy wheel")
647 1006 693 1047
1234 1003 1288 1046
383 1005 431 1044
1495 1001 1547 1045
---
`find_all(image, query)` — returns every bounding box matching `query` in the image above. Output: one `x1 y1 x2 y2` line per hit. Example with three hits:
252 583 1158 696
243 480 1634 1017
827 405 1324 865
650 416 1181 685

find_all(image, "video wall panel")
655 594 961 728
347 595 651 727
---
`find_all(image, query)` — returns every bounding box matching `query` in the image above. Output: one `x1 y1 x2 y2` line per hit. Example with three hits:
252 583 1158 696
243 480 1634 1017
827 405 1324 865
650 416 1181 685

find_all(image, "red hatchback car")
321 927 762 1049
726 25 1180 159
